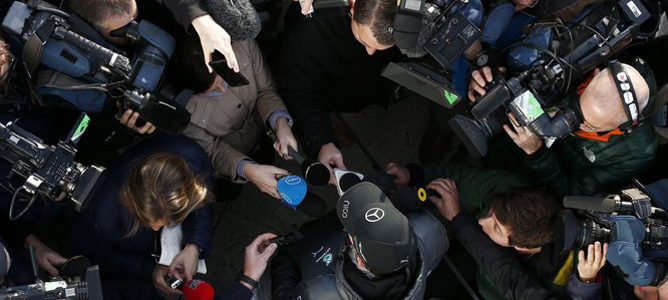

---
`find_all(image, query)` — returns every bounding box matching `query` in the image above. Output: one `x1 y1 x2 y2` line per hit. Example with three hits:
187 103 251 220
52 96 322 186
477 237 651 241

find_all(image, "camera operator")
67 135 213 299
0 37 73 286
180 37 298 200
387 162 570 299
70 0 240 72
275 0 402 183
565 179 668 300
469 61 657 197
269 182 447 299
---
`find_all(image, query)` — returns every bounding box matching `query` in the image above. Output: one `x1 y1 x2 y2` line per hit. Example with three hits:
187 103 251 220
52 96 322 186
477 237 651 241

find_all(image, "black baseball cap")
336 182 417 275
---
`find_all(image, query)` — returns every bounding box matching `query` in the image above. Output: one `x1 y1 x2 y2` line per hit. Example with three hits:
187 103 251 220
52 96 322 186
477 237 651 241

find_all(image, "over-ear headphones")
609 60 643 133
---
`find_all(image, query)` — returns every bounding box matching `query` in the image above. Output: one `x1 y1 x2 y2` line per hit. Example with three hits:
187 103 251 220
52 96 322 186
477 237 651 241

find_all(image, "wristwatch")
237 274 259 290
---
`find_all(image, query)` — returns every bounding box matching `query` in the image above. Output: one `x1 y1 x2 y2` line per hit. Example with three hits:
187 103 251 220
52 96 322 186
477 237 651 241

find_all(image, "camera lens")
574 219 610 249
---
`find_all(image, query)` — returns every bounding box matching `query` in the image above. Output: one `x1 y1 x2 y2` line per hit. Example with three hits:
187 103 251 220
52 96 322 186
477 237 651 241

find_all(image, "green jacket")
522 123 657 198
417 163 571 300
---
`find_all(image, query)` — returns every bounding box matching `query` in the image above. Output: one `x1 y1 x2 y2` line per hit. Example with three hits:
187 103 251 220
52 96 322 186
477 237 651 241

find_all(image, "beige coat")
183 40 286 182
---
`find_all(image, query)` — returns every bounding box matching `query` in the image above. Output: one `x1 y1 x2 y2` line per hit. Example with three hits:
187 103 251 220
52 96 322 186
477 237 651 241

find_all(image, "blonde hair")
0 39 9 66
120 152 210 236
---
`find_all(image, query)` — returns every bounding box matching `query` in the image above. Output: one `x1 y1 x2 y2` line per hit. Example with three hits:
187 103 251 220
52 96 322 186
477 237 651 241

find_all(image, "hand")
152 264 182 295
191 14 239 73
318 143 346 185
426 178 460 221
577 242 608 282
503 113 543 155
245 163 288 198
25 235 66 277
467 66 494 102
386 162 410 187
293 0 314 15
119 109 156 134
243 233 278 282
467 66 506 102
273 118 298 159
169 244 200 281
635 281 668 300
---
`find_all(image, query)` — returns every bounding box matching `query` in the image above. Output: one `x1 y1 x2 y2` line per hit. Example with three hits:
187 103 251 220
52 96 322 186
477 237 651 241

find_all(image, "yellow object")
418 188 427 202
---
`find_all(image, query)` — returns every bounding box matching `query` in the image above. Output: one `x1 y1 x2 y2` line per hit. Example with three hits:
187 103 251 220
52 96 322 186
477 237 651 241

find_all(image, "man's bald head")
579 64 650 132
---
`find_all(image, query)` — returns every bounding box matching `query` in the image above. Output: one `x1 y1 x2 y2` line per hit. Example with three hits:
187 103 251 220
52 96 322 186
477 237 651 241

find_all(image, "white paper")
158 224 207 274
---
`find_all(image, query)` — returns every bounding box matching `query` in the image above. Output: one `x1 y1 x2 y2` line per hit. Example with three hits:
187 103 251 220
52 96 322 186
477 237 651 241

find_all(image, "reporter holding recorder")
181 36 299 200
68 135 213 299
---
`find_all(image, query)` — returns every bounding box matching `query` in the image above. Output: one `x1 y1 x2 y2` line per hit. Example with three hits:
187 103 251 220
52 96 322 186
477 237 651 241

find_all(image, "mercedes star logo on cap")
365 208 385 223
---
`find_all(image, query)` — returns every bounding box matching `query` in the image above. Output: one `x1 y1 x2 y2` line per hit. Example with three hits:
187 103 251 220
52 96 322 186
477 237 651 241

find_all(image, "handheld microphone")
277 175 308 209
334 169 364 195
59 255 91 278
389 186 436 211
183 279 215 300
276 175 328 217
287 146 330 186
202 0 261 41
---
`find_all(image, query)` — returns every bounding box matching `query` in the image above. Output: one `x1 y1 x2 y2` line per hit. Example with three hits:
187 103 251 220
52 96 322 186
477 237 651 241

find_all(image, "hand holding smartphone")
208 50 249 87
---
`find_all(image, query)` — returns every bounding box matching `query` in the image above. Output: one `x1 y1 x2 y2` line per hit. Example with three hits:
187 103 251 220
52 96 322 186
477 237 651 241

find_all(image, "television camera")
382 0 482 108
447 0 660 156
0 114 104 221
1 0 191 134
558 180 668 286
0 266 103 300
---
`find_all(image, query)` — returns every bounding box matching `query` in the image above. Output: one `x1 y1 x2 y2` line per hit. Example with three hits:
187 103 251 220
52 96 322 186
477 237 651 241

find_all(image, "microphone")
563 195 623 214
389 186 436 211
334 169 364 195
183 279 215 300
287 146 330 186
59 255 91 278
276 175 328 217
202 0 261 41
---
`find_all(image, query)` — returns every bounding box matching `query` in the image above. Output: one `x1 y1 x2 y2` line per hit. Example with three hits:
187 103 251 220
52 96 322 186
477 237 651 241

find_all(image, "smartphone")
270 231 304 246
165 275 184 290
209 50 249 87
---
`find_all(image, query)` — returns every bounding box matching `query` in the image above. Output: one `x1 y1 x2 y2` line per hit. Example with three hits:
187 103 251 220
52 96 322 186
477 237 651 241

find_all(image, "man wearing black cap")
269 182 447 299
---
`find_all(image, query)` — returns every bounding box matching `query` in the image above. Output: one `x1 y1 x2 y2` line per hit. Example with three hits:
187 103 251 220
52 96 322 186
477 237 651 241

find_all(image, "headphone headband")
609 60 641 132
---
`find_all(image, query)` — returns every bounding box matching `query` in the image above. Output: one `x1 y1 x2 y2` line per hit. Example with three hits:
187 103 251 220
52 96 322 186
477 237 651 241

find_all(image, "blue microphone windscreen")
277 175 308 209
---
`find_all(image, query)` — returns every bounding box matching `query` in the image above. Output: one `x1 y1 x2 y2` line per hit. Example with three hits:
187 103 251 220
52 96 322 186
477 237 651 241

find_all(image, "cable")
8 186 37 221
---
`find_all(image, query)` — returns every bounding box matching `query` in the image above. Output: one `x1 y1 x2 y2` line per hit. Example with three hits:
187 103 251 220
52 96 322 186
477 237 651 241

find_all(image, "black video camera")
0 265 103 300
382 0 481 108
559 185 668 251
448 0 659 157
0 116 104 220
557 181 668 286
1 1 191 134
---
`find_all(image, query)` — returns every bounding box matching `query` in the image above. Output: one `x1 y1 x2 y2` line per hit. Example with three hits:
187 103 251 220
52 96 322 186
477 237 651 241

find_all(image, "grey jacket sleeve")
156 0 208 29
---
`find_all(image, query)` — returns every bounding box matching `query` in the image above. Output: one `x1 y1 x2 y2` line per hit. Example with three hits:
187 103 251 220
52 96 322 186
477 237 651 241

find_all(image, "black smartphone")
269 231 304 246
209 50 249 87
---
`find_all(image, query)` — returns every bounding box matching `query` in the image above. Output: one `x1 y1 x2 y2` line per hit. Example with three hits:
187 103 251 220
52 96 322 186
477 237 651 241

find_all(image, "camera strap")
609 61 641 133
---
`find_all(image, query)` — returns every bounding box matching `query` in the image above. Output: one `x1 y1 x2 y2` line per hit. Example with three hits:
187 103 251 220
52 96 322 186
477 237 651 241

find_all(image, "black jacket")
450 213 567 300
270 211 447 300
275 7 402 158
68 135 213 281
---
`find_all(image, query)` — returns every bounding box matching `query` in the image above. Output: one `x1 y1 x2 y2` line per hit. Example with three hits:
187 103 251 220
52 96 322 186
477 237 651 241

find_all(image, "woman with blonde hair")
68 135 214 299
